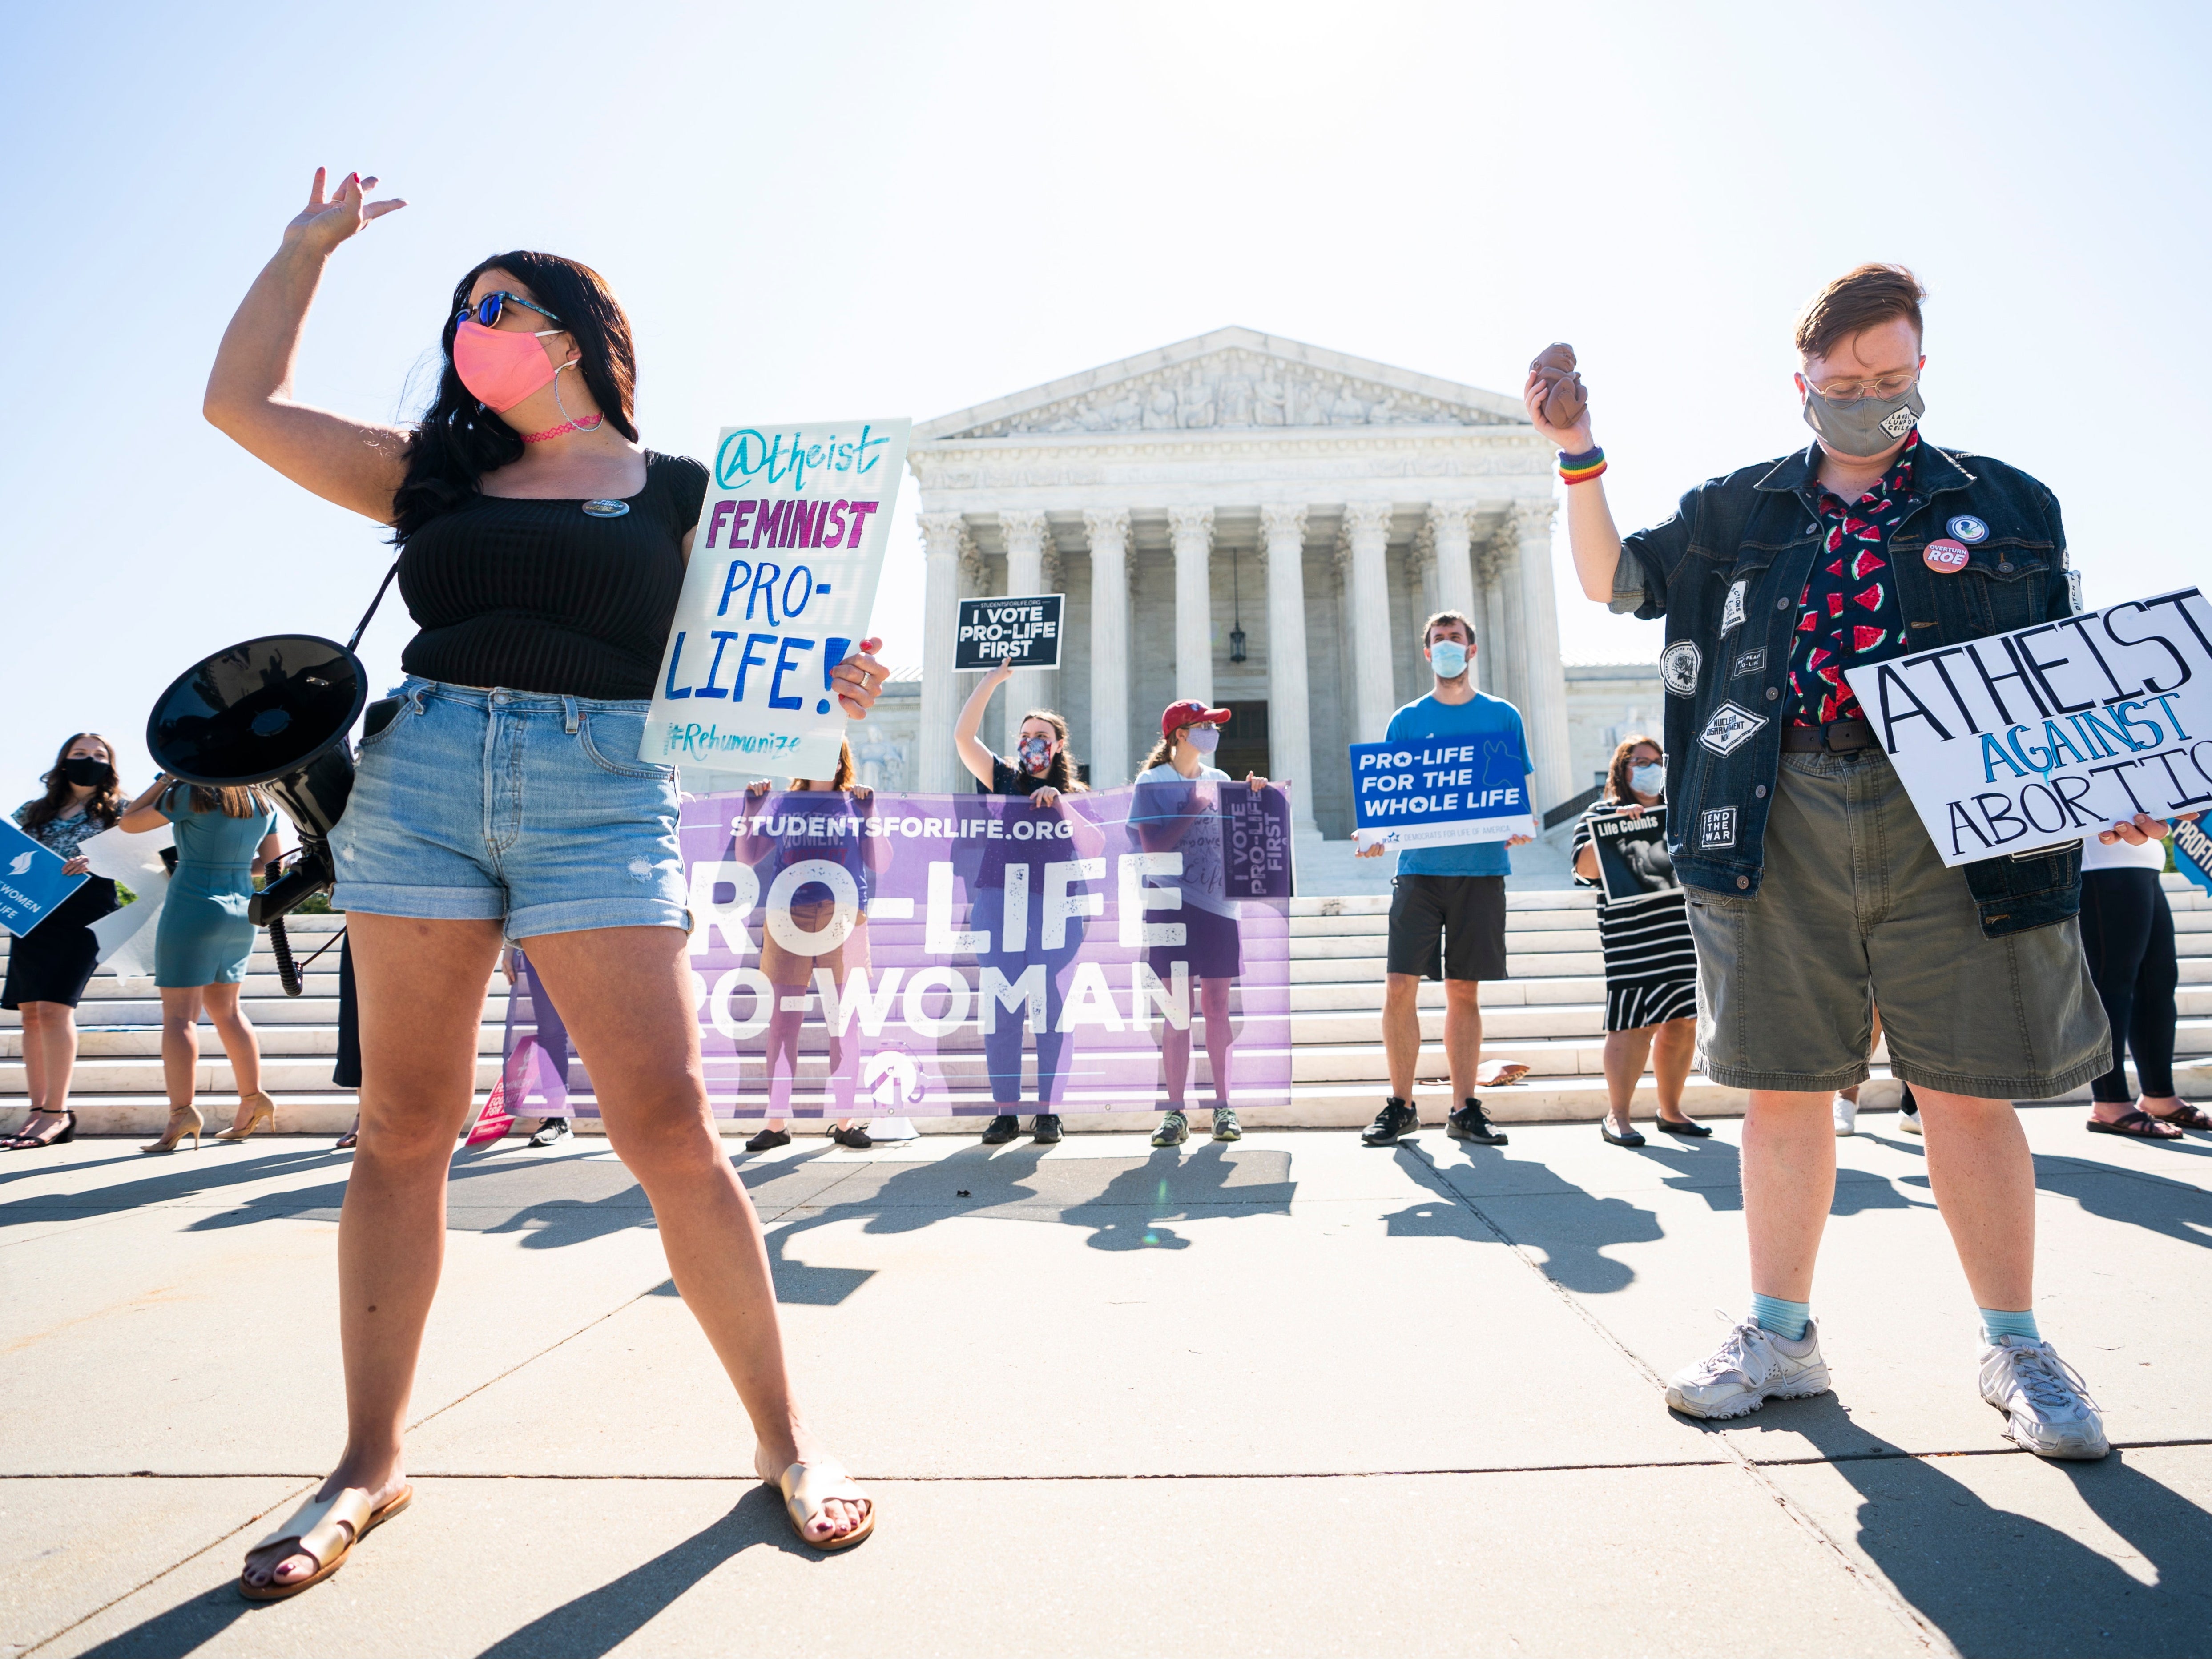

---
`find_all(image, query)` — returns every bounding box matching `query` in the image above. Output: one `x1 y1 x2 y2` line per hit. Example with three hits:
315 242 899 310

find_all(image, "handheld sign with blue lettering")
1843 587 2212 868
645 419 912 785
0 817 87 938
2173 817 2212 898
1347 739 1535 850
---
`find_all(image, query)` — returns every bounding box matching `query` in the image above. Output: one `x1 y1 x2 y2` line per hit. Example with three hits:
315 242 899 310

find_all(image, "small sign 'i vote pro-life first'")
644 419 911 785
954 595 1065 670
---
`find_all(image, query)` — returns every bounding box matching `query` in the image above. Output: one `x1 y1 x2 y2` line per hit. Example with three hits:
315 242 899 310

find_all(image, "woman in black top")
205 170 883 1593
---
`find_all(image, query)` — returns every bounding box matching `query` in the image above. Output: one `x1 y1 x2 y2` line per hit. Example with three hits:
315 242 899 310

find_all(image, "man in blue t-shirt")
1354 610 1533 1148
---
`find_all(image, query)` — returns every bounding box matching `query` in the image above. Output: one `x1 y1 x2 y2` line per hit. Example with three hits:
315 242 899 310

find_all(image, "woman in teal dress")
118 776 282 1150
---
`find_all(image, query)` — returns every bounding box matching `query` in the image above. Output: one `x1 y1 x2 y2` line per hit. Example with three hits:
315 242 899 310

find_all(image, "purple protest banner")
659 781 1297 1119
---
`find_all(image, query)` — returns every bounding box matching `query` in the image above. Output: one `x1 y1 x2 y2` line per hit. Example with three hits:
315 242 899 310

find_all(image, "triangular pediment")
915 326 1526 441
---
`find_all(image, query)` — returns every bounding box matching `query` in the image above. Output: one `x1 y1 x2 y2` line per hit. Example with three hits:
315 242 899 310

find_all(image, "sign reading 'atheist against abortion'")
1841 587 2212 867
1345 739 1535 850
644 419 912 785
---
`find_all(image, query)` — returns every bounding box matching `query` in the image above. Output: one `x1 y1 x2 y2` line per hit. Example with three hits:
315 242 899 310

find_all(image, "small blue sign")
1347 739 1535 850
2173 818 2212 899
0 817 87 938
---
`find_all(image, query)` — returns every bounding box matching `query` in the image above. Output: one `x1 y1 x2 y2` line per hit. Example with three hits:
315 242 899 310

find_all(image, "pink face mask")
452 318 563 413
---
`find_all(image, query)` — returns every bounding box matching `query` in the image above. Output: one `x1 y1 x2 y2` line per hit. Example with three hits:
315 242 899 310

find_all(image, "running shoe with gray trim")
1664 1316 1832 1420
1979 1336 2109 1460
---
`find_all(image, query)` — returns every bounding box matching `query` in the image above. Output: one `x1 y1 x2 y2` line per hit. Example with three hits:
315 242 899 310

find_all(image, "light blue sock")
1750 1293 1811 1341
1980 1307 2041 1345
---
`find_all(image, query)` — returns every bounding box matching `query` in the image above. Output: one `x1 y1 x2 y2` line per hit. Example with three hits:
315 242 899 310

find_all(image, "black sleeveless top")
396 451 708 701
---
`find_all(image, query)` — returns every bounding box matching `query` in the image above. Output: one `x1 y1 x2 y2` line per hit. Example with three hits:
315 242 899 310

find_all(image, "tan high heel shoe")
141 1104 204 1154
214 1092 276 1143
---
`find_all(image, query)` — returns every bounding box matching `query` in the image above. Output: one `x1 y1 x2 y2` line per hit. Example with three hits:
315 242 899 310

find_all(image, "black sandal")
2086 1110 2184 1140
2148 1103 2212 1131
4 1109 76 1150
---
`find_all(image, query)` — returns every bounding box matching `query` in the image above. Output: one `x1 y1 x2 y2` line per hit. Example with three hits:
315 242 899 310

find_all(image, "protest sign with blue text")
0 817 87 938
1347 739 1534 850
645 419 911 786
1844 587 2212 868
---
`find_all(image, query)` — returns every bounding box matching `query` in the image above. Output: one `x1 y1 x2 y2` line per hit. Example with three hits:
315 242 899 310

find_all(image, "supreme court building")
907 327 1574 843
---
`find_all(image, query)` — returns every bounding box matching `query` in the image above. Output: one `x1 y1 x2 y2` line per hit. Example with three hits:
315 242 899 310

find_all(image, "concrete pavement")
2 1107 2208 1656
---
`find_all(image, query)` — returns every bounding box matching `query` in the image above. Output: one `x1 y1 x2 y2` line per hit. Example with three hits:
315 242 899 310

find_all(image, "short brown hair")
1422 609 1474 647
1793 264 1926 361
1604 733 1662 803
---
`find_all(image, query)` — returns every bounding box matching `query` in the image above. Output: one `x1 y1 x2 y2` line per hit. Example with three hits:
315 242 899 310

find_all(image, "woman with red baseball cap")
1131 701 1267 1147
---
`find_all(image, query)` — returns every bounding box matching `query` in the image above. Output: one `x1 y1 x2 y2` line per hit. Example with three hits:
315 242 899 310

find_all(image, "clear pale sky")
3 0 2204 815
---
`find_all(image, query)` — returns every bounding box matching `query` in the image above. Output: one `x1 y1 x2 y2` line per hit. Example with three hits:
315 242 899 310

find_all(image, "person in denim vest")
1531 265 2111 1459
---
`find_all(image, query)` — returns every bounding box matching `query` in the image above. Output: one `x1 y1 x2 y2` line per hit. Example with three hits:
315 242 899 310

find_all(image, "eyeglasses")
455 291 565 331
1804 369 1918 405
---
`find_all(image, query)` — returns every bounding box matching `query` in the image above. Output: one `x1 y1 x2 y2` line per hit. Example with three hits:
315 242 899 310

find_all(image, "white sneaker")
1832 1093 1859 1136
1979 1336 2109 1460
866 1116 919 1142
1898 1107 1922 1136
1665 1316 1833 1419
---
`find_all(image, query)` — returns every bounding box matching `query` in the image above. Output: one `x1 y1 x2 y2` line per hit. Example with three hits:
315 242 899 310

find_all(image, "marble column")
1168 506 1215 705
1489 523 1530 720
1476 536 1509 698
1342 501 1398 741
1427 502 1479 628
997 510 1051 754
1513 499 1575 813
1259 504 1315 832
917 511 967 794
1084 508 1131 787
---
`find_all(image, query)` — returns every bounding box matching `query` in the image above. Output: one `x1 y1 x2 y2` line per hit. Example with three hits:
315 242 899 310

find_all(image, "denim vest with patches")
1612 440 2080 938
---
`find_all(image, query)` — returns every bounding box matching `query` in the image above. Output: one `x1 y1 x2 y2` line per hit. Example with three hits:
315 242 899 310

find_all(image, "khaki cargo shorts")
1684 747 2107 1099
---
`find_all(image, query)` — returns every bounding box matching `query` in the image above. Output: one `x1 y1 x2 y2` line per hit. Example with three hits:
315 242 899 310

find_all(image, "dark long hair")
1017 709 1086 793
23 733 124 833
390 250 639 543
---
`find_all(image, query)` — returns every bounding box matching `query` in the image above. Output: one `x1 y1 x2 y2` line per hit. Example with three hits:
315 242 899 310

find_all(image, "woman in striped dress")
1571 735 1708 1147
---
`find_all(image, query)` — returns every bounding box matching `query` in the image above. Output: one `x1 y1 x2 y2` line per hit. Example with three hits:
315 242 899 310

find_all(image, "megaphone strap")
347 562 400 654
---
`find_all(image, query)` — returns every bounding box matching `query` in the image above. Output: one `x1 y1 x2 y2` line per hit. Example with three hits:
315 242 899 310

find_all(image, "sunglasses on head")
455 291 565 330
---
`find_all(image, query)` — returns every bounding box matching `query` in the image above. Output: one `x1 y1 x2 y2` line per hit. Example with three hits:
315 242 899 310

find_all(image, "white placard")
1843 588 2212 867
644 419 911 785
80 823 173 985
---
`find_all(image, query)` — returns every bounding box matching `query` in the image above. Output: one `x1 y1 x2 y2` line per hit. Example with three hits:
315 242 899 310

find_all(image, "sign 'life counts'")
1843 587 2212 867
645 419 912 785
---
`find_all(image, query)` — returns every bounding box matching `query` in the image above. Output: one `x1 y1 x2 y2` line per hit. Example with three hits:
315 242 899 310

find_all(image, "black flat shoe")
831 1125 873 1149
1600 1122 1646 1148
979 1115 1021 1145
1656 1116 1712 1137
745 1127 791 1152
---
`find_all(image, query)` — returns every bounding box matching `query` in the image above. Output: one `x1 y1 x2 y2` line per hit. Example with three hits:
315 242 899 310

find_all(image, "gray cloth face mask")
1801 382 1925 457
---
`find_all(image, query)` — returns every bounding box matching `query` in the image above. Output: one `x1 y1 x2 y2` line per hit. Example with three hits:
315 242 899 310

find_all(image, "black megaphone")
146 633 367 993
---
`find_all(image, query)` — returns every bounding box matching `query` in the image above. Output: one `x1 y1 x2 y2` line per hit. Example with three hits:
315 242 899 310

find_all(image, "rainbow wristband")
1559 446 1607 485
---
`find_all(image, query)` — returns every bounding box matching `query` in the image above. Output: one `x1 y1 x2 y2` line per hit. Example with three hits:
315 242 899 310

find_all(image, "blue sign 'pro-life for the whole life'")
1346 739 1535 850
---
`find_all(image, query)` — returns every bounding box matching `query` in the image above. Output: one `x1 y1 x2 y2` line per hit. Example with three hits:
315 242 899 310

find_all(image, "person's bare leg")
1914 1088 2034 1311
1382 972 1422 1105
1159 1018 1192 1107
1603 1027 1655 1135
1199 978 1233 1107
1742 1089 1836 1302
159 987 205 1118
11 1003 67 1140
241 913 501 1591
204 983 263 1128
1652 1018 1699 1125
19 1003 49 1111
525 924 866 1542
1442 979 1483 1104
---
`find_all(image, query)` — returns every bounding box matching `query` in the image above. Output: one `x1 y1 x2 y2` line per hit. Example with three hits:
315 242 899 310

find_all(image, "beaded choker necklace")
521 362 606 443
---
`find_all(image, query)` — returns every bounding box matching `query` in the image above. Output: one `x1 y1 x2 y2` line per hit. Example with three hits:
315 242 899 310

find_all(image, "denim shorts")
330 678 689 941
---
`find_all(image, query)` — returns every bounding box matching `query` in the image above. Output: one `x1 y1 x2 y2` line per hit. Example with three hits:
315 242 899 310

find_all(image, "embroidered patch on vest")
1730 647 1765 678
1701 806 1738 848
1697 701 1768 757
1720 579 1748 635
1661 641 1701 696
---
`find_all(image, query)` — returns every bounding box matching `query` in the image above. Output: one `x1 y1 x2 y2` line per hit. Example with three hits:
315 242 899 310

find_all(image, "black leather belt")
1781 718 1877 753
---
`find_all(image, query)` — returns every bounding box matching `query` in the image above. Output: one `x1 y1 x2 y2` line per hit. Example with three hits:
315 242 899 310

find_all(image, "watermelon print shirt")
1786 430 1919 726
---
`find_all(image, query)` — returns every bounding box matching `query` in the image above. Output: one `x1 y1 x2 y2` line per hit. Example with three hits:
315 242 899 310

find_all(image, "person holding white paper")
202 169 886 1590
1542 263 2110 1460
1354 612 1532 1151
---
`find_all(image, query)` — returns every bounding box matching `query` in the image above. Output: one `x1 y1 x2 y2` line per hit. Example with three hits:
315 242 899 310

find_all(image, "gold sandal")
237 1482 412 1601
765 1459 875 1551
214 1092 276 1143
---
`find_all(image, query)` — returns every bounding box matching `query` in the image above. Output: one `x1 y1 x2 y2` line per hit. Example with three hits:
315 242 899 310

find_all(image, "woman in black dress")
4 734 125 1150
205 169 885 1595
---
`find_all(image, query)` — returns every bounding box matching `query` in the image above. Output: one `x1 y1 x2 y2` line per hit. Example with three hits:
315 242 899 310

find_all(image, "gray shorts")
1684 747 2107 1099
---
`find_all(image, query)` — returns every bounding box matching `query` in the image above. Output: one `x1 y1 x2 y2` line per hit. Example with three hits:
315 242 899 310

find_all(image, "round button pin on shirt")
581 499 631 518
1923 538 1970 574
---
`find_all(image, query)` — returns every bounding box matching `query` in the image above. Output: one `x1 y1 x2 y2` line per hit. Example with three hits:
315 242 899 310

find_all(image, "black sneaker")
831 1125 873 1149
1362 1098 1419 1146
1031 1113 1064 1144
1447 1098 1509 1145
1211 1107 1242 1142
527 1117 572 1149
1152 1110 1189 1148
980 1114 1022 1144
744 1127 791 1152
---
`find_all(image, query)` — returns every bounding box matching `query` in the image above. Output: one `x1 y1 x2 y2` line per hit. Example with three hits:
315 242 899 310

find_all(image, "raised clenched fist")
1529 343 1587 429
